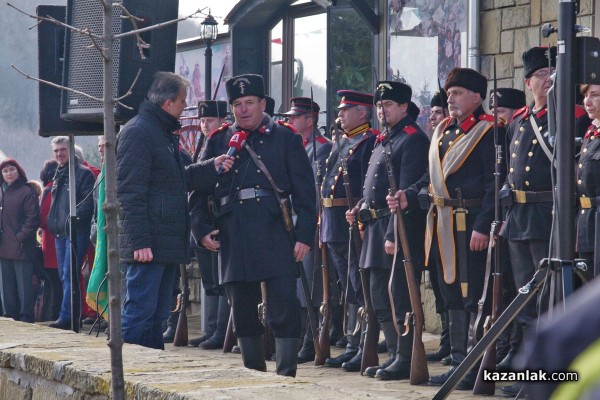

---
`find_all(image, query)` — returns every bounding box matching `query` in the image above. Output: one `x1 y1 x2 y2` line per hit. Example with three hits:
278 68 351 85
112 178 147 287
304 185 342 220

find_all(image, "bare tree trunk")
102 2 125 399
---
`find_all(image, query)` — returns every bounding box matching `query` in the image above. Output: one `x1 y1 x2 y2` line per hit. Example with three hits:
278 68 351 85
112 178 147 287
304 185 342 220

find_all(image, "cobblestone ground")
0 317 511 399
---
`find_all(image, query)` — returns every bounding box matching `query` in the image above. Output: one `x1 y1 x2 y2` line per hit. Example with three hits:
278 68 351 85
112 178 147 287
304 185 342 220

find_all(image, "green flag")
86 169 109 321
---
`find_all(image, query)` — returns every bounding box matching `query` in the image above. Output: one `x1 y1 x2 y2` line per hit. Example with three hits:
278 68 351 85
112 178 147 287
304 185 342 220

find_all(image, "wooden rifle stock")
380 102 428 384
222 310 236 353
395 211 429 384
333 122 378 373
473 58 504 395
315 244 331 365
259 282 273 360
173 263 189 347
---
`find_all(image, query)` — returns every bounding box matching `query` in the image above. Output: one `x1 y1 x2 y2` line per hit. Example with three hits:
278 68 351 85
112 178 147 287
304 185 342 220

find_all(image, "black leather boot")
200 295 229 350
276 338 301 377
427 311 451 361
297 307 316 363
429 310 469 386
238 336 267 372
375 324 411 381
363 321 398 377
497 321 522 371
162 310 178 343
341 321 366 372
189 293 218 346
324 303 359 367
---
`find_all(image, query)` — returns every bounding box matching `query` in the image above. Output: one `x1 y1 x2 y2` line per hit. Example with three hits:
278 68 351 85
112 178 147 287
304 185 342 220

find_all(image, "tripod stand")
433 257 586 400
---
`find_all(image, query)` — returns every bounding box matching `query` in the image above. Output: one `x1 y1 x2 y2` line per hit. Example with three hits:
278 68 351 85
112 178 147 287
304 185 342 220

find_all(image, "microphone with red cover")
218 130 248 174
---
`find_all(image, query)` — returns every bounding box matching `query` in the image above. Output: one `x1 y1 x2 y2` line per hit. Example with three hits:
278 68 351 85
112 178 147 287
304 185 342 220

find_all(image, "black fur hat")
522 46 557 78
226 74 265 104
197 100 228 118
430 90 447 108
444 67 488 100
489 88 526 110
374 81 412 105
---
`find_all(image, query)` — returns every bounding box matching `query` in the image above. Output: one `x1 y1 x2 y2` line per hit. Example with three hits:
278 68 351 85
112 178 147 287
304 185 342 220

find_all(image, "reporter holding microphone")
186 74 317 377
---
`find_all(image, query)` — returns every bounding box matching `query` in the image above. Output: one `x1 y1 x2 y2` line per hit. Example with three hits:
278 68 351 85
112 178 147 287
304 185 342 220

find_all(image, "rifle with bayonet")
312 90 331 366
333 120 379 373
173 263 189 346
473 57 504 395
379 92 429 385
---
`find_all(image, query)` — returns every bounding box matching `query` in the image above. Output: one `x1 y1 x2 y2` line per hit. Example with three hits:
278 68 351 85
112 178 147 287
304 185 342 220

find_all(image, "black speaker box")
37 5 103 137
61 0 179 124
577 36 600 85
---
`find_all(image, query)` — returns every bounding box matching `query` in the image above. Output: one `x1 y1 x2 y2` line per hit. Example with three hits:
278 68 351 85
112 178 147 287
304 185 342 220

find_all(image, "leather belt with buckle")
429 194 482 208
579 196 599 209
321 197 349 208
219 188 274 206
512 190 553 204
358 207 391 222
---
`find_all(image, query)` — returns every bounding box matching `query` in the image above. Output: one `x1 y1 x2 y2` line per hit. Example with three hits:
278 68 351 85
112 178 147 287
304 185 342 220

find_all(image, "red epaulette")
479 113 504 126
403 125 417 135
513 105 528 121
370 128 382 136
316 135 328 144
278 120 297 133
208 122 232 138
575 105 587 119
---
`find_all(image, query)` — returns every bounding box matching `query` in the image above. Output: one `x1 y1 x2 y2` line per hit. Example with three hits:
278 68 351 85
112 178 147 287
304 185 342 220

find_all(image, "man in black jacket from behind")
116 72 231 349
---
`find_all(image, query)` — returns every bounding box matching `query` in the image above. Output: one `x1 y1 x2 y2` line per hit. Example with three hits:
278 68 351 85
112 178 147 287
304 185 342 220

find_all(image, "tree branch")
113 8 207 40
11 64 105 103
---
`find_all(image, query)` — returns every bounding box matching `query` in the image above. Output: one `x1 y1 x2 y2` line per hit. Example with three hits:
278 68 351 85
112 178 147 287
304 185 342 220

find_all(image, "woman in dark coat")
0 158 41 322
577 84 600 278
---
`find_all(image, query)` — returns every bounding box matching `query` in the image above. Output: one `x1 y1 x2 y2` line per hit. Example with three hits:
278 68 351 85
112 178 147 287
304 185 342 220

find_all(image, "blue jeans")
55 234 90 322
121 262 178 349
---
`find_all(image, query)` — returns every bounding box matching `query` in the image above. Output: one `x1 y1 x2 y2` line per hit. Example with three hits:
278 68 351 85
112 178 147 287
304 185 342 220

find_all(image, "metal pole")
205 42 212 100
68 135 80 333
555 0 577 300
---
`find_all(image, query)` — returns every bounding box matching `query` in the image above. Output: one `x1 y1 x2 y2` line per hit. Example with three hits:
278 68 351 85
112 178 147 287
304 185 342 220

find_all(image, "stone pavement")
0 316 510 399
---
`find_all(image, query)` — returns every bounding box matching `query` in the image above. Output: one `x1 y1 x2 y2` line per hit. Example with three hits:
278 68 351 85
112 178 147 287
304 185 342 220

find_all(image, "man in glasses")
499 46 590 397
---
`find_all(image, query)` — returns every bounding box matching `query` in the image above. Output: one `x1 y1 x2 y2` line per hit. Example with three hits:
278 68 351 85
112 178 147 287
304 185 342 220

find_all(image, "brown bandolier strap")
512 190 553 204
428 193 482 208
219 188 275 206
579 196 600 209
321 197 349 208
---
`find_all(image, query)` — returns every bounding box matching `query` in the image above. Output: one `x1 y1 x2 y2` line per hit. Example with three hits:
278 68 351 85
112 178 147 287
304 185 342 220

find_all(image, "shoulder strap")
529 115 553 162
243 143 285 196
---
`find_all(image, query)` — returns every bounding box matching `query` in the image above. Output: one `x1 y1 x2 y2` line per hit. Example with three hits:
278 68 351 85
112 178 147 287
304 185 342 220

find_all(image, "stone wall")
480 0 595 97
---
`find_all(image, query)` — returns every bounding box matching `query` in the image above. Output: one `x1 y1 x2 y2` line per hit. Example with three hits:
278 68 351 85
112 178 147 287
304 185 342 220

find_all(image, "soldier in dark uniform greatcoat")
499 46 590 397
577 83 600 279
485 88 527 372
188 100 231 349
389 67 506 389
189 74 317 377
346 81 429 379
321 90 378 369
283 96 333 363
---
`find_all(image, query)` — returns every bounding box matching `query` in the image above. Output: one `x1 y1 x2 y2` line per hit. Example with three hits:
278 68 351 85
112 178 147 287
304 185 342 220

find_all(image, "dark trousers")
507 239 548 328
0 259 35 323
326 241 362 306
225 274 300 338
369 266 412 325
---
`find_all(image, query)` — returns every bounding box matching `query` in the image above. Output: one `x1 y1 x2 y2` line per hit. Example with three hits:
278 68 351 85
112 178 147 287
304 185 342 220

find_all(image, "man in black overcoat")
284 96 333 363
346 81 429 379
321 90 378 370
389 68 506 389
189 74 317 377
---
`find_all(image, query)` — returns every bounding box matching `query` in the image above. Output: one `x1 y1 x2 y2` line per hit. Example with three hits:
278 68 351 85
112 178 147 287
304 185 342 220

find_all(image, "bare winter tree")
9 2 205 398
